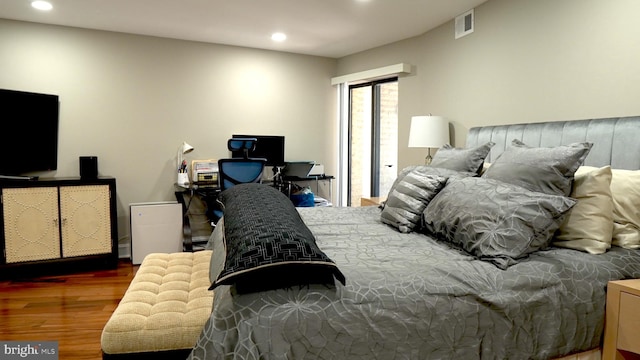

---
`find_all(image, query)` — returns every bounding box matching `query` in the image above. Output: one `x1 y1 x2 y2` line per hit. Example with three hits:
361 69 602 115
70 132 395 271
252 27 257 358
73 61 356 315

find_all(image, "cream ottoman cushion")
101 251 213 356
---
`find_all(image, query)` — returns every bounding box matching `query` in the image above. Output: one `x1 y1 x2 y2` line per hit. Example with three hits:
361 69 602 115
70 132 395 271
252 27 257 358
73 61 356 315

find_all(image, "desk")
283 175 334 205
174 184 220 251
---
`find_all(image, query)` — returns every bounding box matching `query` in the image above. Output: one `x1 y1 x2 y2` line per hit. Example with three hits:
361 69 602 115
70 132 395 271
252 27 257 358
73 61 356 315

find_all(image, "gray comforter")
189 206 640 360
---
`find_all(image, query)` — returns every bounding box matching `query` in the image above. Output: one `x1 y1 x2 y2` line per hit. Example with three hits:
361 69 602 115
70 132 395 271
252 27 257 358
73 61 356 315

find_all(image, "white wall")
3 0 640 248
336 0 640 171
0 19 337 248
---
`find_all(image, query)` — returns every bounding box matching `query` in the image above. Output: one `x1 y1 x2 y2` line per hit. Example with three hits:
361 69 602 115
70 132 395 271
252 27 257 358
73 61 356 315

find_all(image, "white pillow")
553 166 613 254
480 162 491 176
610 169 640 248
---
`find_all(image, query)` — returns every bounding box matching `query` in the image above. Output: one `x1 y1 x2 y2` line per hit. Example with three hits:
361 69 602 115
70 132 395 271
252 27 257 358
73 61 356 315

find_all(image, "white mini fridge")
130 201 183 265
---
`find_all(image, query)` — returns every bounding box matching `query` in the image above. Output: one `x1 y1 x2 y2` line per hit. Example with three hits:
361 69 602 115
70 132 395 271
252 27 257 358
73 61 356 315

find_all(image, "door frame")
347 77 397 206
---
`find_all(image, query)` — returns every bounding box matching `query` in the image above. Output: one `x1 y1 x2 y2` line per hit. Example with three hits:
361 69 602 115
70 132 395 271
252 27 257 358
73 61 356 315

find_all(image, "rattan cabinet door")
3 187 61 263
59 185 112 258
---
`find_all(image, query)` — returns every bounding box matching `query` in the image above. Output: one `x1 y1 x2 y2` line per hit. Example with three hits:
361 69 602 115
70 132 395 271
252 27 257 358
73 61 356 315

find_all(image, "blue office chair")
211 138 266 223
218 138 267 191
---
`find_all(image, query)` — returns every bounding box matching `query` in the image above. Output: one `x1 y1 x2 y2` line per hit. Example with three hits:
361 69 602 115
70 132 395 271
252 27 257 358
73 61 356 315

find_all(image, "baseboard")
118 243 130 259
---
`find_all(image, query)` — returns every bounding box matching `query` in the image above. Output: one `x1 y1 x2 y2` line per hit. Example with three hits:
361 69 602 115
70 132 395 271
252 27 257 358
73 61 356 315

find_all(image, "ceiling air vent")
455 9 474 39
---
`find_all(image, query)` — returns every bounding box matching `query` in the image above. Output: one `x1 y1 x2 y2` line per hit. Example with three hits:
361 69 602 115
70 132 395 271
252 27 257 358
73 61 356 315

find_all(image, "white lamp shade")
181 141 194 154
408 116 449 148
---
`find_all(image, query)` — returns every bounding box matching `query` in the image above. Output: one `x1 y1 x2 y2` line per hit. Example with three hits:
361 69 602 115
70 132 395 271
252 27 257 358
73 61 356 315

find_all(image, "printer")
191 159 219 186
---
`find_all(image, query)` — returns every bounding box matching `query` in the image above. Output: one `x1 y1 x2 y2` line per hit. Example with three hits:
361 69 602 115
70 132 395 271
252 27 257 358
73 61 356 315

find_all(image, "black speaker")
79 156 98 179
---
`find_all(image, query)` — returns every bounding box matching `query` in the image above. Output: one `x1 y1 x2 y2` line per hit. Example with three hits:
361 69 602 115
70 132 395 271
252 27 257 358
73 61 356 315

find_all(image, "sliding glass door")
348 78 398 206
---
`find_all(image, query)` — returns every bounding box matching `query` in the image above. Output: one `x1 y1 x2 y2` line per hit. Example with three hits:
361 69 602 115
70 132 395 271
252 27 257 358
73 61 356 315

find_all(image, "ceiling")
0 0 488 58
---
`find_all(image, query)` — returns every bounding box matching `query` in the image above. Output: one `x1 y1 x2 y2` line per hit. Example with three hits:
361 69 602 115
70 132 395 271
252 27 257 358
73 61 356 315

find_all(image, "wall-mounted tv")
0 89 60 176
231 134 285 166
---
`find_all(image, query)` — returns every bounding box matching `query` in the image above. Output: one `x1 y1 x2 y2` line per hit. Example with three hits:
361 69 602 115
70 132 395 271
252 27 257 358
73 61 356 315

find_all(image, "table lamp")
408 115 449 165
177 141 194 186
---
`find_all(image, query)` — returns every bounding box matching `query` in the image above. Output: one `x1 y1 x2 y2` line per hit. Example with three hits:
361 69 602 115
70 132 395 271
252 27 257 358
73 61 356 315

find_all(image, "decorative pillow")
209 183 345 293
430 142 495 174
382 166 475 210
482 139 592 197
609 169 640 249
422 177 576 269
380 171 448 233
480 162 491 176
553 166 613 254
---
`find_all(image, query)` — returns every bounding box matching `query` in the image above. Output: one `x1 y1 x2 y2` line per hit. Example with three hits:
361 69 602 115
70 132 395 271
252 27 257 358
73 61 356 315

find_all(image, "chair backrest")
218 159 266 190
218 138 266 190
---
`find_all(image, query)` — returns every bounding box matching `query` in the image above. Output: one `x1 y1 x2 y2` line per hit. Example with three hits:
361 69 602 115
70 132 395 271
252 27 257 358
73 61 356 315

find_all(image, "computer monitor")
231 134 285 166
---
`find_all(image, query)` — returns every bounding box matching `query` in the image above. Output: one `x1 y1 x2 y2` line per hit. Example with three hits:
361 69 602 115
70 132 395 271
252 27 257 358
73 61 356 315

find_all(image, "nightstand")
603 279 640 359
360 197 386 207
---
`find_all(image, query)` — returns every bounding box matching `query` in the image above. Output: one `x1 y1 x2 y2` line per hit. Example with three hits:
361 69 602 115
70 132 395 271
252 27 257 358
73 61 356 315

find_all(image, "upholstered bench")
101 251 213 360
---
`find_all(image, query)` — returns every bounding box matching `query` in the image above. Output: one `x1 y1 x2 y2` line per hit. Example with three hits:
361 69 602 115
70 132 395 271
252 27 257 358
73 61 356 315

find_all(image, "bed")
188 116 640 360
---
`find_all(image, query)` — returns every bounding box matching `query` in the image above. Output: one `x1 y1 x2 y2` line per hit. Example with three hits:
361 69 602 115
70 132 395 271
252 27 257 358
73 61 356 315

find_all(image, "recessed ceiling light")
31 1 53 11
271 33 287 42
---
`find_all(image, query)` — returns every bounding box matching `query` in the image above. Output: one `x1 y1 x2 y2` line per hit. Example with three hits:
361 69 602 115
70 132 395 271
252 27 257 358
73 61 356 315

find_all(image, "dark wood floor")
0 260 137 360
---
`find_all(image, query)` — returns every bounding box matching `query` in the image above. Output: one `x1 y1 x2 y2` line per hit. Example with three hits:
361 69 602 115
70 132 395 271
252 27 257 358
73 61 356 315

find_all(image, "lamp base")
424 148 433 165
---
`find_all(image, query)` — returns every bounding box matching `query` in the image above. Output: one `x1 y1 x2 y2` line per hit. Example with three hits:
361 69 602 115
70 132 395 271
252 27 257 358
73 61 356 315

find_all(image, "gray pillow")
383 166 476 209
430 142 495 174
482 139 592 197
422 177 575 269
380 172 448 233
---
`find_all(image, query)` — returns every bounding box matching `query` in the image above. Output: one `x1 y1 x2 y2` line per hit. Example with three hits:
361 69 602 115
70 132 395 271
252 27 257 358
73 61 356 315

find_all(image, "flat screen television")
231 134 285 166
0 89 60 176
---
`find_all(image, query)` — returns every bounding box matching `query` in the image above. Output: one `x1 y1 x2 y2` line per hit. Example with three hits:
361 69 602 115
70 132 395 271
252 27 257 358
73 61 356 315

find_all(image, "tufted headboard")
466 116 640 170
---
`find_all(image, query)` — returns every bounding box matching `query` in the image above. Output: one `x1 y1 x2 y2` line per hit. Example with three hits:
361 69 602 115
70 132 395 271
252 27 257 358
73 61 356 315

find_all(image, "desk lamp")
408 115 449 165
177 141 194 186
